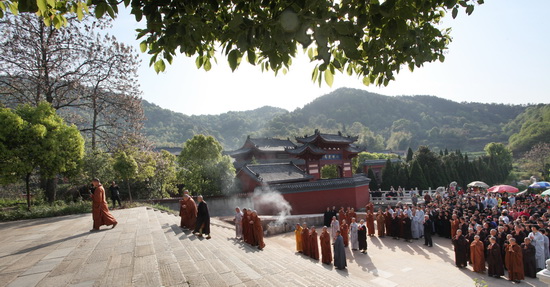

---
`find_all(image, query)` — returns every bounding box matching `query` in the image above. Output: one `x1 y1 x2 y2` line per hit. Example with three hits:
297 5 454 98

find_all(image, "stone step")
152 209 365 287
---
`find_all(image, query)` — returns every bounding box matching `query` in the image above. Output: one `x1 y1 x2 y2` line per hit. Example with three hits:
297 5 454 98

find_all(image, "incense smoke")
253 184 292 224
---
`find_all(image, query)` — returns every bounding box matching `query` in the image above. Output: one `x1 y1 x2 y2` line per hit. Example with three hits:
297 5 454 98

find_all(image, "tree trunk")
127 179 133 202
26 173 31 211
41 176 57 203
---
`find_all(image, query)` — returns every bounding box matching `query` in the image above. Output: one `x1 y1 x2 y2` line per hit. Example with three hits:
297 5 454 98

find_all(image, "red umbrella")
488 185 519 193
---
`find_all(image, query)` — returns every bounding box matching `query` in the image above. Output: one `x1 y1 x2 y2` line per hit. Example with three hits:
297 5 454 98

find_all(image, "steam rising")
253 184 292 224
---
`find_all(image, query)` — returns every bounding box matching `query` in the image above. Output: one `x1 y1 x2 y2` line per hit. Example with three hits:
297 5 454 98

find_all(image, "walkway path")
0 207 545 286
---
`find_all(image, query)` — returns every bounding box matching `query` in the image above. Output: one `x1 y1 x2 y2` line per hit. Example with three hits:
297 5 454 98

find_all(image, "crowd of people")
368 187 550 283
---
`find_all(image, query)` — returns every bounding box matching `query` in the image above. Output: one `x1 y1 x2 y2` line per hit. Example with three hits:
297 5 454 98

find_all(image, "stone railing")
370 190 439 206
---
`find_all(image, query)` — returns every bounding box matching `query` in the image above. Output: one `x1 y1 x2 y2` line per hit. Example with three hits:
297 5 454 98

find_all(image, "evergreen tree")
409 160 428 190
406 147 414 162
381 159 394 190
396 164 410 189
367 168 379 191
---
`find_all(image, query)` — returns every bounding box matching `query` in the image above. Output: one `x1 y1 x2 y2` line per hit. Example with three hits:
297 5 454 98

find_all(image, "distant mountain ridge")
143 87 537 152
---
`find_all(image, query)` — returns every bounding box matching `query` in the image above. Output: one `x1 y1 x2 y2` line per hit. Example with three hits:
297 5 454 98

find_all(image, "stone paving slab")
0 207 547 287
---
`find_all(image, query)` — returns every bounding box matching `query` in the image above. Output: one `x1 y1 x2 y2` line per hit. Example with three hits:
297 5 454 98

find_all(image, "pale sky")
106 0 550 116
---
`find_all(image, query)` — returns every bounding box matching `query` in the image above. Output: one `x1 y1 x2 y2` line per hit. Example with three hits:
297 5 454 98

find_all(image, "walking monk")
320 226 332 264
179 193 197 230
251 211 265 250
340 219 349 247
90 178 117 232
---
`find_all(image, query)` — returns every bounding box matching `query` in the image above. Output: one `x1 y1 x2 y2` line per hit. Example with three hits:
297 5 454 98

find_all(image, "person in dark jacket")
333 230 347 270
423 215 433 247
109 181 121 208
522 237 537 278
193 195 211 239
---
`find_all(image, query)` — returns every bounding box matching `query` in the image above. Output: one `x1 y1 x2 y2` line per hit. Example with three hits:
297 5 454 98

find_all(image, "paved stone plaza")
0 207 545 286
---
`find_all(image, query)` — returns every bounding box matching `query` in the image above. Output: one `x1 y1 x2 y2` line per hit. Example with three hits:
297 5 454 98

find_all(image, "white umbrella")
467 181 489 189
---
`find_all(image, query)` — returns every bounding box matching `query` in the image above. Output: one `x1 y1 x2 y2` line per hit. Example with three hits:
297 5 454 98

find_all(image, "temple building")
230 130 370 214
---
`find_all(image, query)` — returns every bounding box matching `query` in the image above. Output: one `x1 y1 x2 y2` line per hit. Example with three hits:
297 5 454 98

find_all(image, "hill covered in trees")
143 88 544 152
142 102 288 149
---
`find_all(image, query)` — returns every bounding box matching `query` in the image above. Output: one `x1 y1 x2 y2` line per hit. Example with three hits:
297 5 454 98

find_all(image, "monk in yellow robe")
295 223 303 253
90 178 117 231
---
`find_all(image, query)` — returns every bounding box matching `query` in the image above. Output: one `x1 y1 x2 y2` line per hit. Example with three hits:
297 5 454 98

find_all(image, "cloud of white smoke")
252 184 292 224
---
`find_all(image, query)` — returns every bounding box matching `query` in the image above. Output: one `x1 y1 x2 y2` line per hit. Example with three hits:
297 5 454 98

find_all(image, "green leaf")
228 49 240 72
37 0 48 12
362 76 370 86
95 2 106 18
247 50 256 64
204 59 212 71
195 56 203 69
140 42 147 53
76 5 84 20
324 69 334 87
452 7 458 19
154 59 166 73
466 5 474 15
46 0 55 8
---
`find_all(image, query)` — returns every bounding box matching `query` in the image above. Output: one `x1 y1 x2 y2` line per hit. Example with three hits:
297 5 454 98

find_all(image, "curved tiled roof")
271 174 371 193
237 162 313 184
285 143 326 155
296 131 358 144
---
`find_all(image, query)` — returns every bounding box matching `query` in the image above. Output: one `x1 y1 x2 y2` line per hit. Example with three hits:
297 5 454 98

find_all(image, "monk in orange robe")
295 223 303 253
309 227 319 260
376 208 385 237
470 235 485 273
90 178 117 231
301 223 310 256
320 227 332 264
505 238 524 283
244 209 255 245
366 210 375 236
179 193 197 230
251 211 265 250
340 219 349 247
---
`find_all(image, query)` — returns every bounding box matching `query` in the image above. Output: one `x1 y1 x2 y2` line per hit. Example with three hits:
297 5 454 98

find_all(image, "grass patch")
0 200 92 221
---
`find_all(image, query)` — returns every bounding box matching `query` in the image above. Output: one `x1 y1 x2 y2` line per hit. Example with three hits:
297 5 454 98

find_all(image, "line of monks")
294 223 347 269
237 208 266 250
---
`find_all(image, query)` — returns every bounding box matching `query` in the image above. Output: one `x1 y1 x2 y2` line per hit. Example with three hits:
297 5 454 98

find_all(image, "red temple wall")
279 184 370 215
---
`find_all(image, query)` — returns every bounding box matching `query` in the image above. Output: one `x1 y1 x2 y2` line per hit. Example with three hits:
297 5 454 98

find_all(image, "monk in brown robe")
365 202 374 213
309 227 319 260
295 223 303 253
244 209 255 245
505 238 524 283
338 208 346 224
251 211 265 250
349 208 357 224
487 236 504 278
301 223 310 256
242 208 250 244
366 210 375 236
320 227 332 264
340 219 349 247
90 178 117 231
376 208 385 237
470 235 485 273
450 214 459 241
179 193 197 230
